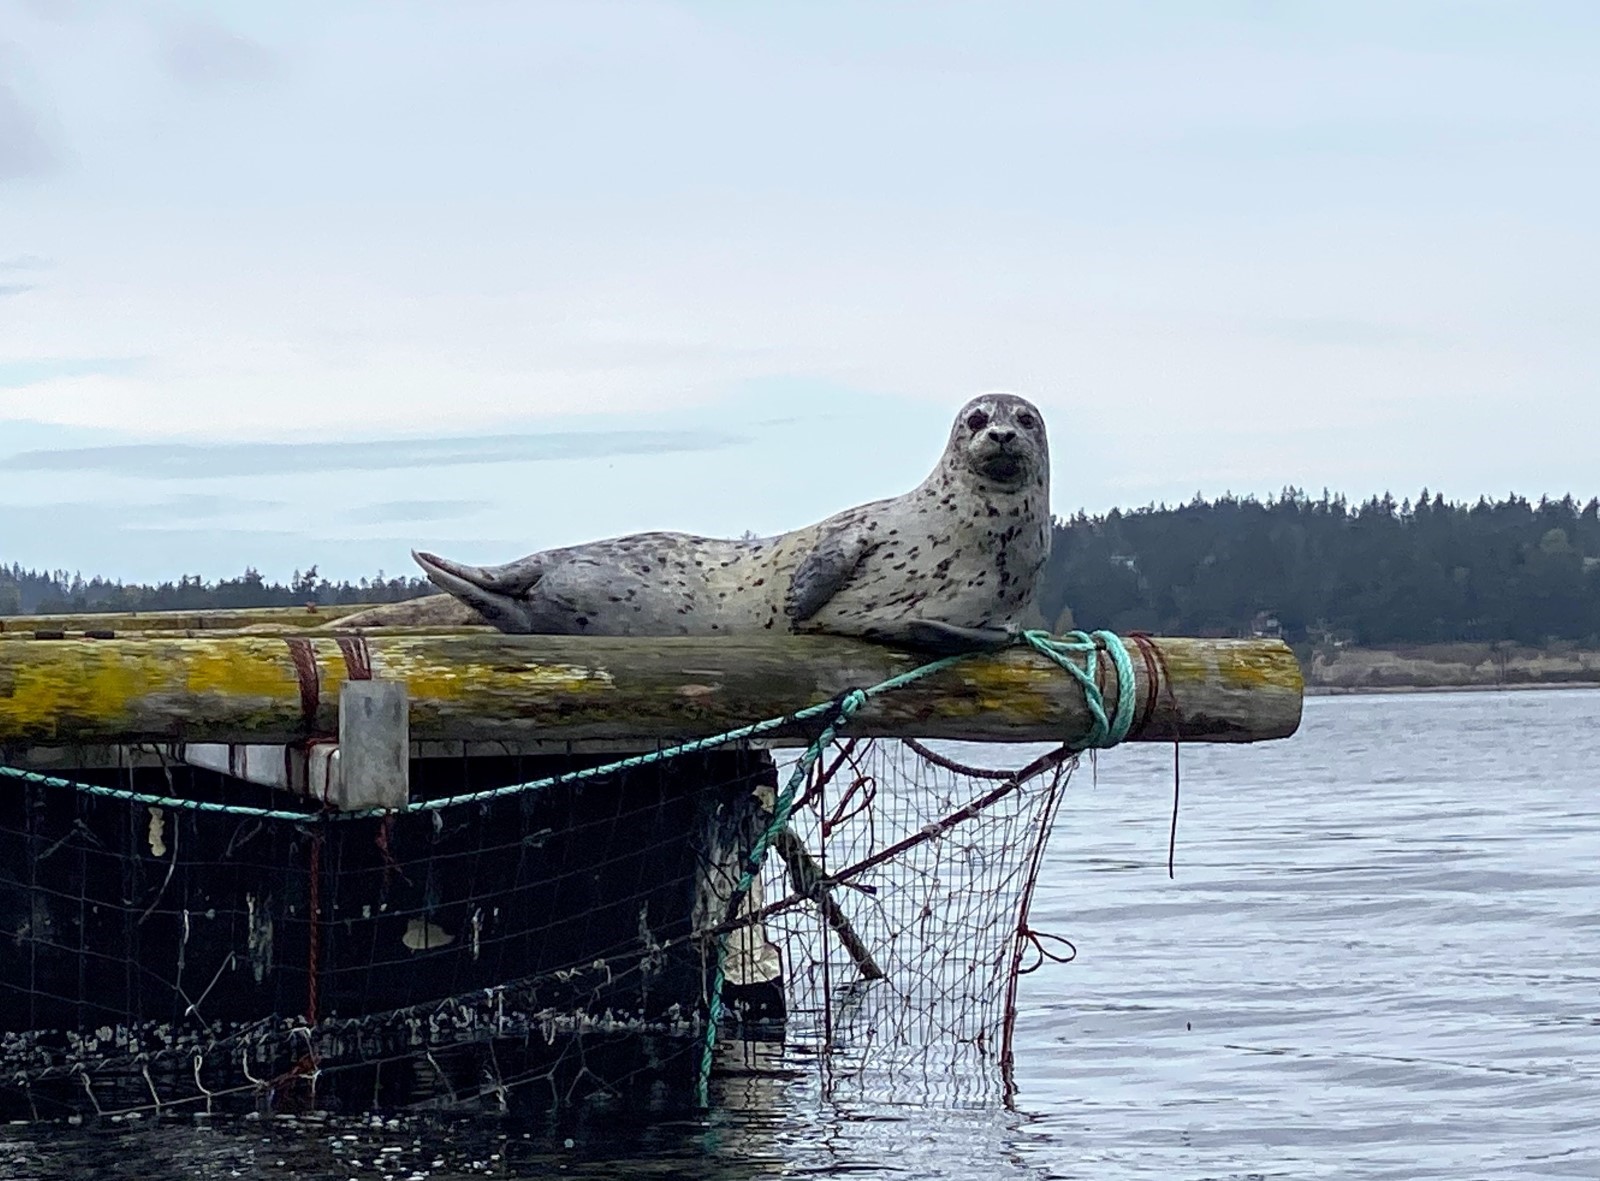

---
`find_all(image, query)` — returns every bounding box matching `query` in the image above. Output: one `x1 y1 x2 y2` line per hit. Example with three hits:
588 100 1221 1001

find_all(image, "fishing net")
737 737 1077 1106
0 730 1078 1120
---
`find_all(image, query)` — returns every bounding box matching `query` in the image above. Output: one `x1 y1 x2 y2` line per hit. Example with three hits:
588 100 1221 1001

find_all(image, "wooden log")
0 632 1302 748
0 603 382 637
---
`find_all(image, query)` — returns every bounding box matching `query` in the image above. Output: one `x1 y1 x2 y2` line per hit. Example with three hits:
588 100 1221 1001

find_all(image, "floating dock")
0 607 1302 1116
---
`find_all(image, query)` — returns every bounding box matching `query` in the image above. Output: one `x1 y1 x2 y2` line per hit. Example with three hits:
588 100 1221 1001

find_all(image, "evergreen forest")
6 490 1600 647
1037 490 1600 646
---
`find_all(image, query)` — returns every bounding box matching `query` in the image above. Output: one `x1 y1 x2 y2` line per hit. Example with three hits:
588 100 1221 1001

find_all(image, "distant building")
1250 611 1283 639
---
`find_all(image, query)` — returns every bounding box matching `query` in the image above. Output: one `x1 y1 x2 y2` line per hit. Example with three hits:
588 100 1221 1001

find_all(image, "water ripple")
3 690 1596 1178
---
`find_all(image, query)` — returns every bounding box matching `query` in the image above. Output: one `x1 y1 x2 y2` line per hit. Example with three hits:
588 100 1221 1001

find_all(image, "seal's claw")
860 620 1017 655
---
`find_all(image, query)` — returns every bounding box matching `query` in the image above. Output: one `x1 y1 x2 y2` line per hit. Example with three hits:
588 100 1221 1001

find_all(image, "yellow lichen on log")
0 632 1302 748
0 604 381 637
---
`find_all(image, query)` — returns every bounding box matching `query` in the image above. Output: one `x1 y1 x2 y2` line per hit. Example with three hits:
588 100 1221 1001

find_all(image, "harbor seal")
347 394 1051 652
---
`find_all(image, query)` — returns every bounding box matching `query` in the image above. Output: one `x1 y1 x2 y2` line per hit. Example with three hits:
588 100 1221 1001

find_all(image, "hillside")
7 491 1600 659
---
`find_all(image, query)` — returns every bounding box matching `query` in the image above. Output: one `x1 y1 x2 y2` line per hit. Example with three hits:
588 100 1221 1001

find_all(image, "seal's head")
948 393 1049 489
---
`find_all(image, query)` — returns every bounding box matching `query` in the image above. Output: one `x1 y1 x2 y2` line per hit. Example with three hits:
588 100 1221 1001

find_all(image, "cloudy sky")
2 1 1597 583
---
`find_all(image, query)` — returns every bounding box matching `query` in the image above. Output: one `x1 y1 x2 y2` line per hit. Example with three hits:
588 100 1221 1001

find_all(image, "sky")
2 0 1597 583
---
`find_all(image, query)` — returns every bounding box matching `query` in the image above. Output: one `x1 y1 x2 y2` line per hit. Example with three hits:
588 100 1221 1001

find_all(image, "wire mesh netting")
0 735 1075 1119
743 738 1075 1105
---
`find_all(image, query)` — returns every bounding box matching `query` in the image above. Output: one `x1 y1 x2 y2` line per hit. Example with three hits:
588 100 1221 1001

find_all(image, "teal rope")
0 628 1141 1108
1021 629 1137 749
0 766 324 823
0 649 974 823
0 674 937 825
693 687 868 1107
692 629 1138 1104
0 633 1139 823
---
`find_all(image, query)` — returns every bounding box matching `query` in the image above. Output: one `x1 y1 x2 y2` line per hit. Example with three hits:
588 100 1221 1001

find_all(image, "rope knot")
1019 629 1137 751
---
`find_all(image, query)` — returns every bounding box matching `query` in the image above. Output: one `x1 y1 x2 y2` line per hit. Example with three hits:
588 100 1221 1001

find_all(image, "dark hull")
0 749 778 1117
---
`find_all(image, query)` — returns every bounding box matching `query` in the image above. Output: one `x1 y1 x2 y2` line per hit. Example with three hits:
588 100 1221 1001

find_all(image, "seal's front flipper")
860 619 1020 654
786 526 875 623
412 550 541 632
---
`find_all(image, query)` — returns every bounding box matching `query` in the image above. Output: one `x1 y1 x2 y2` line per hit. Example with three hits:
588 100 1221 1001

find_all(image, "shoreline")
1298 642 1600 696
1304 680 1600 697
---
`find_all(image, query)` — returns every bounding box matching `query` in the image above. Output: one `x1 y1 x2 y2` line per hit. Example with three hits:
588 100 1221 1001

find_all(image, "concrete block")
337 679 410 810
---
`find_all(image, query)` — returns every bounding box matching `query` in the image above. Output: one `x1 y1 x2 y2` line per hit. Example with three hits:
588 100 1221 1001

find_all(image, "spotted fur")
381 395 1050 651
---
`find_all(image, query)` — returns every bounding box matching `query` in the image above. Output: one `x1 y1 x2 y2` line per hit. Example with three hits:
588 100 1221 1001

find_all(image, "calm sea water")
4 690 1597 1179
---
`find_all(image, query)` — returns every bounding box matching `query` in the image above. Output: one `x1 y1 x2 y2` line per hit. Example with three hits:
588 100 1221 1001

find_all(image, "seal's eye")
1016 412 1037 430
966 410 989 432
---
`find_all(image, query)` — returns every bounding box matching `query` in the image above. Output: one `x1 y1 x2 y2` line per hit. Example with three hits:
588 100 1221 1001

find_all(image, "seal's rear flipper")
412 550 538 633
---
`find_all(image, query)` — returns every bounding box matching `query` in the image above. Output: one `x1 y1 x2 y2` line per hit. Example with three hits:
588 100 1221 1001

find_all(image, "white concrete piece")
336 679 409 810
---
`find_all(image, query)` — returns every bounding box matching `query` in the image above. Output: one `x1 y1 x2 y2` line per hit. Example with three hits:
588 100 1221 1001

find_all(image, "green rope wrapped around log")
0 632 1136 822
0 627 1262 1109
692 630 1135 1105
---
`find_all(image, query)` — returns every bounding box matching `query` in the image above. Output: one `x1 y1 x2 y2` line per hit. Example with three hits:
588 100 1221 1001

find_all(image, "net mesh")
0 735 1075 1119
743 738 1074 1105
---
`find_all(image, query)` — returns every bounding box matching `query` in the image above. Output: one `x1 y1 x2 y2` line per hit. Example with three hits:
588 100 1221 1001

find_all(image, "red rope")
999 758 1072 1104
335 635 373 681
792 737 859 814
1128 632 1185 878
284 638 321 726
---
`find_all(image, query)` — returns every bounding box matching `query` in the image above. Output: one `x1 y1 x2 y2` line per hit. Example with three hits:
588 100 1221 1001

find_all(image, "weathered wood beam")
0 632 1302 748
0 603 385 637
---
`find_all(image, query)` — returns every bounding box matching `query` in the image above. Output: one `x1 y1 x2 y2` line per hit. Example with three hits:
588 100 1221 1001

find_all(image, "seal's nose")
989 427 1016 445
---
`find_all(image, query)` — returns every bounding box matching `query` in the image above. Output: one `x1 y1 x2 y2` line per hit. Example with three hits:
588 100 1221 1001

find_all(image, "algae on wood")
0 631 1302 748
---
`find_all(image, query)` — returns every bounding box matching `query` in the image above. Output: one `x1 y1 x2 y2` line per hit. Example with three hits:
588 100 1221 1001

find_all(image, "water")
1018 688 1600 1179
3 690 1597 1179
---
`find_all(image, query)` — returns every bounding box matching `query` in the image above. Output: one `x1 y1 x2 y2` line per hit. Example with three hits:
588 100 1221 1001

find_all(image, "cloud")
0 493 284 529
4 427 751 479
0 357 144 389
0 254 49 271
0 79 54 181
1251 317 1449 349
0 499 306 583
0 284 36 297
158 14 280 90
354 499 492 525
0 416 124 453
2 2 1597 562
141 492 285 520
17 0 85 22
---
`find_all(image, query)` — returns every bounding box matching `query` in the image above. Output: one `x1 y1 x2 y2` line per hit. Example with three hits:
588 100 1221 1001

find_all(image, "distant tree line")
5 490 1600 646
0 565 432 617
1039 489 1600 646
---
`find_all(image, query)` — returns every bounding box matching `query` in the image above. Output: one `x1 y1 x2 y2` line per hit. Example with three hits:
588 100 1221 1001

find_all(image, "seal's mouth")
972 449 1028 484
